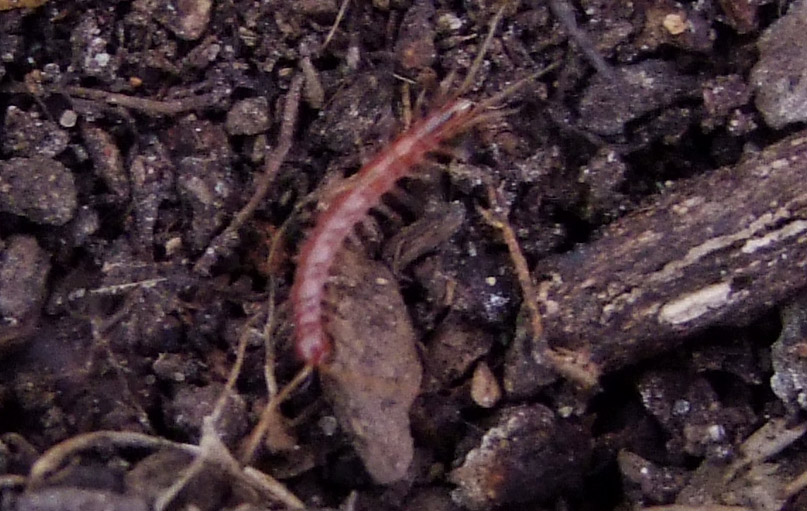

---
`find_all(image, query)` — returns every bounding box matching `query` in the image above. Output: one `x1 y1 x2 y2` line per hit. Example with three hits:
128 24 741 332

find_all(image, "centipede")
290 9 551 368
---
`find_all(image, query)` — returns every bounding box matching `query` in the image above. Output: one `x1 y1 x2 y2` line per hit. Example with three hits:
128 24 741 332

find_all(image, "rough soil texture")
3 0 807 510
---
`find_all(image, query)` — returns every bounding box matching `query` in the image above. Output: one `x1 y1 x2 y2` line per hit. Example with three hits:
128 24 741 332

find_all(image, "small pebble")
3 105 69 157
450 405 590 509
225 97 271 136
59 109 78 128
294 0 337 20
162 383 247 446
662 13 687 35
153 0 211 41
750 0 807 129
0 157 77 225
470 361 502 408
0 235 50 325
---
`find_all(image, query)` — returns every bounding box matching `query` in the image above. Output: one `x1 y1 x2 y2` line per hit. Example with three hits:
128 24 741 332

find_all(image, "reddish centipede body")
291 97 479 366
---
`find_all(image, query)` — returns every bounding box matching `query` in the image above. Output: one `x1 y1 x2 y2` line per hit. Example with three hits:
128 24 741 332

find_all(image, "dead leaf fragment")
322 249 423 484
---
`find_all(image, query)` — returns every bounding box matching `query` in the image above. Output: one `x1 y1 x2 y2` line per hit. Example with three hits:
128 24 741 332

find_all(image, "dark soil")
2 0 807 510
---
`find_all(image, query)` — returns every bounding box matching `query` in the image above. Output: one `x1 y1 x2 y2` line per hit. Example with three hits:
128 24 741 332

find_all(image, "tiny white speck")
673 399 690 415
708 424 725 441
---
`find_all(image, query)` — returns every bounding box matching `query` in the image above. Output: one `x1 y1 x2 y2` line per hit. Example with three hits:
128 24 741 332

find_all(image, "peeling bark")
536 131 807 372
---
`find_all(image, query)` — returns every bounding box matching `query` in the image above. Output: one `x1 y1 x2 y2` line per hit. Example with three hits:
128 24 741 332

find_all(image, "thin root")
154 289 305 511
322 0 350 51
27 431 201 488
548 0 618 81
64 86 225 116
239 364 314 465
154 417 304 511
477 185 600 388
0 475 26 490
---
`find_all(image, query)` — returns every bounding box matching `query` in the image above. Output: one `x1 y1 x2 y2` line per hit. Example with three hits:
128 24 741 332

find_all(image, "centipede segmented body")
291 97 481 366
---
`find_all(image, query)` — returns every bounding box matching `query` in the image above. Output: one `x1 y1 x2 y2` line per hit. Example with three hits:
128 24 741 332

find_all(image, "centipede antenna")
461 108 519 132
436 68 458 105
476 61 560 112
372 202 403 223
414 86 430 121
457 4 507 97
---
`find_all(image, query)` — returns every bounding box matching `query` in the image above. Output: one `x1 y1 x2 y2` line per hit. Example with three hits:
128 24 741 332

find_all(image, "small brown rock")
637 3 713 53
718 0 766 33
162 383 248 446
151 0 211 40
662 12 687 35
225 97 271 136
470 362 501 408
395 0 436 71
450 405 590 509
3 106 69 158
0 235 49 326
0 157 77 225
294 0 337 21
425 316 494 387
750 0 807 129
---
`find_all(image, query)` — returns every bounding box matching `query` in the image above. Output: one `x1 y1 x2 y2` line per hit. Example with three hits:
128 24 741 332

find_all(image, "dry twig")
66 86 227 116
194 74 304 275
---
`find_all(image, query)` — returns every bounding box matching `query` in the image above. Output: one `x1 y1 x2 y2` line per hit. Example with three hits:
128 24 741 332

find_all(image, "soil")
2 0 807 510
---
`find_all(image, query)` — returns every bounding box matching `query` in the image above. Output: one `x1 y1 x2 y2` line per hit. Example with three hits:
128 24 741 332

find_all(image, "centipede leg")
384 186 420 212
372 202 404 224
345 229 364 249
